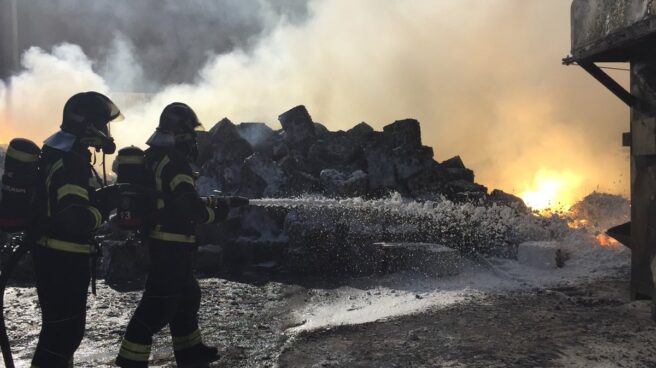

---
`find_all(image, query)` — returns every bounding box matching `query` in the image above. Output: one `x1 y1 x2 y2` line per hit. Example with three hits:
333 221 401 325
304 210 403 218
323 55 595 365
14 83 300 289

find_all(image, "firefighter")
30 91 121 367
116 103 226 368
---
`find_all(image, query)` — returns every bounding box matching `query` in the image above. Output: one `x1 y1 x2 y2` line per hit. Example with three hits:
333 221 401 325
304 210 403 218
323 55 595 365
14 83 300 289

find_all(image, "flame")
520 169 584 212
567 218 589 229
596 233 621 248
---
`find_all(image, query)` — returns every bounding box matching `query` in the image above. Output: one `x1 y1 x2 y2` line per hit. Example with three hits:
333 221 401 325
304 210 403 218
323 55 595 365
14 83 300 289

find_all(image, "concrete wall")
571 0 656 52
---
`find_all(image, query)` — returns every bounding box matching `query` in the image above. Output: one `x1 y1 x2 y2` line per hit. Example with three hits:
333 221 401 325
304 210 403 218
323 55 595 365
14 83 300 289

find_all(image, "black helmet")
158 102 203 134
148 102 204 160
61 91 122 153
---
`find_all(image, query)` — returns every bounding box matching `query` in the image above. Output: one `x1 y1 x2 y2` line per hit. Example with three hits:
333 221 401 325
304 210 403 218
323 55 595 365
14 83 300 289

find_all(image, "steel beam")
578 62 637 108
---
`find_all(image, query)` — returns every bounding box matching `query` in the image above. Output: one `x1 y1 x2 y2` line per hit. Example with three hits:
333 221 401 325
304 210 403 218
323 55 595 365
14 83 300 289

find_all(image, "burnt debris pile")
195 105 518 203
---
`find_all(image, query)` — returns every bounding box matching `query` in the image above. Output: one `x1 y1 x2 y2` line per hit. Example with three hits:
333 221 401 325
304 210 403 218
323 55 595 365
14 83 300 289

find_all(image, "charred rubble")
0 106 532 282
196 105 495 201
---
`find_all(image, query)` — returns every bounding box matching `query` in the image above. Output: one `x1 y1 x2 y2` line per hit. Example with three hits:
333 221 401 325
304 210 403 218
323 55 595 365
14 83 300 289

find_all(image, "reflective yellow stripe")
118 339 151 362
149 230 196 243
155 156 170 192
121 339 151 353
57 184 89 201
46 159 64 216
204 206 215 224
116 155 145 165
38 237 93 254
46 160 64 189
170 174 195 191
154 156 170 210
172 329 203 351
88 206 102 228
7 146 38 163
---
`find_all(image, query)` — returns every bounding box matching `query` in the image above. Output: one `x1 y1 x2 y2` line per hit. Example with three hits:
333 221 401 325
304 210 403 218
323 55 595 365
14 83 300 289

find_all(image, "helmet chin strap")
82 124 112 186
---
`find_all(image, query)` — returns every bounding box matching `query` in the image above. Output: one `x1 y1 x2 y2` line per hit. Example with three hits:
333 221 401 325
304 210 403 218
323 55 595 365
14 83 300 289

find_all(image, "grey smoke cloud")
3 0 309 86
0 0 631 207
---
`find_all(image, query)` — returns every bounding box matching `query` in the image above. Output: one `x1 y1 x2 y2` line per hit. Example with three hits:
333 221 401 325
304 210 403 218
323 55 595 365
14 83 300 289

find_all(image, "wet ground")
5 265 656 367
279 271 656 368
5 276 296 367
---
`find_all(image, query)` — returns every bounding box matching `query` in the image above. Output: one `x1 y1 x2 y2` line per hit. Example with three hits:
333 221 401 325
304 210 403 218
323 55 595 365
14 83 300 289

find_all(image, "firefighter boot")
174 344 220 367
115 356 148 368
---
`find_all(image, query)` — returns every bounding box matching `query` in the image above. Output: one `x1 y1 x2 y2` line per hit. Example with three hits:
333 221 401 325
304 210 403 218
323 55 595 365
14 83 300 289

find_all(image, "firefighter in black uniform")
116 103 226 368
30 92 121 367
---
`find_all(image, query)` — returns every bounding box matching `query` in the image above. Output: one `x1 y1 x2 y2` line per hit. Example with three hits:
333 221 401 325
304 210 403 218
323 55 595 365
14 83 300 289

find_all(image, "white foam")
289 232 629 332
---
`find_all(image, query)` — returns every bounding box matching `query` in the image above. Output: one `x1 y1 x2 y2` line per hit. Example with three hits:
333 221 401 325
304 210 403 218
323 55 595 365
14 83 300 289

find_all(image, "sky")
0 0 631 209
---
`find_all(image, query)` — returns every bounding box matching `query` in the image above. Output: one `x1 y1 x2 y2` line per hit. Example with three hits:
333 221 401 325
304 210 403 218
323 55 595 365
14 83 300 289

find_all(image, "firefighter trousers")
31 246 90 368
117 240 202 365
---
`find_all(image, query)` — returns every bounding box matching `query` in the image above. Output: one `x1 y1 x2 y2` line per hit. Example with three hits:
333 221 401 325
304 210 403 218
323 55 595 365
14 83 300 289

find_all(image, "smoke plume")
0 0 630 206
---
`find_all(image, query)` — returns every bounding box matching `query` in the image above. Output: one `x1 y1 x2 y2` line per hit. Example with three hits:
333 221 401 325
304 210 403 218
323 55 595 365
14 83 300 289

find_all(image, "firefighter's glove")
92 187 112 220
204 195 222 209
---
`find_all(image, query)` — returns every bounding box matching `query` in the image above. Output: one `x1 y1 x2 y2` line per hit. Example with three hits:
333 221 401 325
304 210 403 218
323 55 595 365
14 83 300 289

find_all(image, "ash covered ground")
4 193 655 367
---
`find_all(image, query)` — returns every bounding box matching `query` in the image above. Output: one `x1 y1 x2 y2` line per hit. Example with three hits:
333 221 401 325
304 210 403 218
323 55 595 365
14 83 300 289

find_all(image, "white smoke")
0 0 632 201
101 36 150 93
0 44 108 143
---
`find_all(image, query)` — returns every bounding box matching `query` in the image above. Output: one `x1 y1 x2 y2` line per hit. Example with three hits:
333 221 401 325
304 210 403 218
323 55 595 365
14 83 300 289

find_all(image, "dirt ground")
5 267 656 367
278 271 656 368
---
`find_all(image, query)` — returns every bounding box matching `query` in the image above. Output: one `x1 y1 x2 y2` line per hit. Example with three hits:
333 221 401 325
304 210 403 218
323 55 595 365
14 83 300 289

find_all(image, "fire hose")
0 234 29 368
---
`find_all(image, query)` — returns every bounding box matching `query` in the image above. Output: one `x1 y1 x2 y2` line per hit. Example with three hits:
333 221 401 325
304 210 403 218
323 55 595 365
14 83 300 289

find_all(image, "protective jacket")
30 140 103 368
33 143 103 252
145 146 225 244
116 146 227 367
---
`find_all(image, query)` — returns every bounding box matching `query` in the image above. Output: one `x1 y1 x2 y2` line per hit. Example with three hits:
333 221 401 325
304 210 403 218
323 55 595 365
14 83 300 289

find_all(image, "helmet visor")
111 111 125 123
194 121 205 132
103 95 123 123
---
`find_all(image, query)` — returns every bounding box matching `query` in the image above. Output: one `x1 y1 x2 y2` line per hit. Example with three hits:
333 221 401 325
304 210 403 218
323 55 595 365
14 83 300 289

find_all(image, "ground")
279 273 656 368
4 247 656 367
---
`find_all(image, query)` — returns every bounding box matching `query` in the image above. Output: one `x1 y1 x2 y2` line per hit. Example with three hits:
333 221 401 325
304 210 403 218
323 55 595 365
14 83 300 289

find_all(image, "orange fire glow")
567 218 589 230
0 118 16 144
567 218 623 248
520 169 584 212
596 233 621 248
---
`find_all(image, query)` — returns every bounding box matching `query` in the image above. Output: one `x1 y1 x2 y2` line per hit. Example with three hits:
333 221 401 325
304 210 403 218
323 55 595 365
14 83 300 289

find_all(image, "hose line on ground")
0 234 29 368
